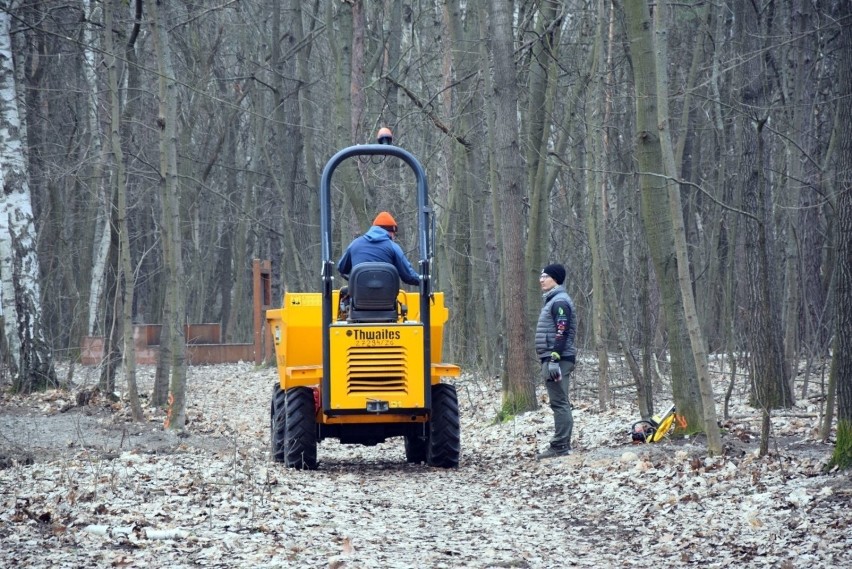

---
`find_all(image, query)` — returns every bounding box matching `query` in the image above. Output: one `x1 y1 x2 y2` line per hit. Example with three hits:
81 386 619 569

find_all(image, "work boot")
536 444 571 460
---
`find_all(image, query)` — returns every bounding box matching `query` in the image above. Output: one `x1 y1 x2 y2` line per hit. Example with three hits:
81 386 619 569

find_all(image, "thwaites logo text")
352 329 401 341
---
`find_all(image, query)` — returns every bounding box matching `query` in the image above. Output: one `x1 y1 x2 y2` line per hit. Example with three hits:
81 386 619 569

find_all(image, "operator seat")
347 262 400 323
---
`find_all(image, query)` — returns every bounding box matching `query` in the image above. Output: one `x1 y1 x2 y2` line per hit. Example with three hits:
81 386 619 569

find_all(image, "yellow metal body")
266 290 459 425
328 323 425 412
648 405 678 442
649 413 676 442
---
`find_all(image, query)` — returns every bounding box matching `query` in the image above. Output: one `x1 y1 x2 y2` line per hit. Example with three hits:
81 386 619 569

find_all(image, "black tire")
404 434 428 464
427 383 461 468
284 387 318 470
270 384 287 462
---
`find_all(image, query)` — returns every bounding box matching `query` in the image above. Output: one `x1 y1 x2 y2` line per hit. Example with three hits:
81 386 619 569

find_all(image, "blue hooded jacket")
337 226 421 285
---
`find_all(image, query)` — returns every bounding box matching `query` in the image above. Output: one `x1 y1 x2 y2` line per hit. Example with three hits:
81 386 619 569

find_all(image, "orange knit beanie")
373 211 398 230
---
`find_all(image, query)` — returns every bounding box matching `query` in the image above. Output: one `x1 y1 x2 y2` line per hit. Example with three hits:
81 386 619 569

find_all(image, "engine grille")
347 346 407 394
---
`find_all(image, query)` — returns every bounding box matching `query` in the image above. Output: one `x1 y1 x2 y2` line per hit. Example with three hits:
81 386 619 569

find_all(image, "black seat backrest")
348 262 399 322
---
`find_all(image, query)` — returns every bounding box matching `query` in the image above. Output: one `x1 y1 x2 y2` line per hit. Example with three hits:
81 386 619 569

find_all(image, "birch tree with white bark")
0 6 55 392
82 0 111 339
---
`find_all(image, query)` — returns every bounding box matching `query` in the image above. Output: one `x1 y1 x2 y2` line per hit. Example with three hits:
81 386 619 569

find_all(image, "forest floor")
0 360 849 568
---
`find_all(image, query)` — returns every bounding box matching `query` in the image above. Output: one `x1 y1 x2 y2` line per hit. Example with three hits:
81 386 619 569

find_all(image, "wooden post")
253 259 273 365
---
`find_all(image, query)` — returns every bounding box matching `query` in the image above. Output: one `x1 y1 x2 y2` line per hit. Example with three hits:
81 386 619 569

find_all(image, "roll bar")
318 135 434 413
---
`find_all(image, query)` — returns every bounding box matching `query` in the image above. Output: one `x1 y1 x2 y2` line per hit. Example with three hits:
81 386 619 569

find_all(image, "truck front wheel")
270 384 287 462
427 383 460 468
285 387 318 470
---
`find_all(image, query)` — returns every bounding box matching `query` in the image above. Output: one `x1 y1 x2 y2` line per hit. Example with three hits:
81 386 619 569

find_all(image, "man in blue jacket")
337 211 421 286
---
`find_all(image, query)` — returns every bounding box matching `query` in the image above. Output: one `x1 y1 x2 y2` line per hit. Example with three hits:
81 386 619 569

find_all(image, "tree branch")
633 170 761 222
383 75 471 148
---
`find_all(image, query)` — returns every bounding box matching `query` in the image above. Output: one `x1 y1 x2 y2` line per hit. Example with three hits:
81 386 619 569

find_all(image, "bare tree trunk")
708 2 739 424
638 252 655 418
95 0 120 398
0 9 56 393
105 0 142 420
270 0 307 291
82 0 111 340
734 4 793 436
524 0 561 316
740 89 790 453
98 207 120 396
825 0 852 471
488 0 536 414
295 0 320 293
438 0 476 366
152 320 171 407
327 0 363 245
152 0 187 430
654 0 721 455
781 177 801 405
585 0 611 411
622 0 701 430
477 5 505 374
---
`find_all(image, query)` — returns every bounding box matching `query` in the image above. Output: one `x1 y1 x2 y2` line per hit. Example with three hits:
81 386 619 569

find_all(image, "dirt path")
1 363 849 568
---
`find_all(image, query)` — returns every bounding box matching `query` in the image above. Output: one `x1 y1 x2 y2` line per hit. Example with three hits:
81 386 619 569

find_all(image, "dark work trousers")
542 360 575 448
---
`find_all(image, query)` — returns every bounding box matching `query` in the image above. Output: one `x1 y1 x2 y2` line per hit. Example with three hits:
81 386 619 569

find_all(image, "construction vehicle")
266 129 461 470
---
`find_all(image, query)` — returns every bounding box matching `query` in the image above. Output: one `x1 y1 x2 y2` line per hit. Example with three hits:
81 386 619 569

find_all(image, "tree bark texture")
622 0 702 430
654 0 721 454
151 0 187 429
0 9 56 393
105 0 142 420
734 2 793 418
523 0 561 318
584 0 611 411
826 0 852 471
489 0 536 414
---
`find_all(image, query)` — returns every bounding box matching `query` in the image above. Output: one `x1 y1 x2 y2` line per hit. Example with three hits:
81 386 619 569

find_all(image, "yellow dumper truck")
266 131 461 470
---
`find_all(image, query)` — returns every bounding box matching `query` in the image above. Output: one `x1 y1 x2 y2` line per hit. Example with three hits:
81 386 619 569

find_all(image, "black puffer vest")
535 285 577 361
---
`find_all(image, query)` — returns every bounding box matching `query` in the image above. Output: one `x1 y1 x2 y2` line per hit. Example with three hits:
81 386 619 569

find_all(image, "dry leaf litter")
1 360 849 568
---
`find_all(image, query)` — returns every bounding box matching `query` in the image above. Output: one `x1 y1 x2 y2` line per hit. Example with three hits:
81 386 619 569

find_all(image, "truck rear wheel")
285 387 318 470
427 383 460 468
270 384 287 462
404 434 428 464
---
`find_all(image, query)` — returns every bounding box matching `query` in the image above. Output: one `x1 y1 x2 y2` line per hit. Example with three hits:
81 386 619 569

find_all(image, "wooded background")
0 1 849 461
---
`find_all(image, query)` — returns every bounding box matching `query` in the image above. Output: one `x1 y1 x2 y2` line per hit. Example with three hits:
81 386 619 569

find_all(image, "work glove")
547 361 562 382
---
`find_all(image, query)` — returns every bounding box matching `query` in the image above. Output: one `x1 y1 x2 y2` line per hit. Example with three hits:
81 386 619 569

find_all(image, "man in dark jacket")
535 263 578 459
337 211 420 286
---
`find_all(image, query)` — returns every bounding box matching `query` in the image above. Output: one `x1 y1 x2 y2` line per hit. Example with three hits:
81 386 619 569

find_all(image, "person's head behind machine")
373 211 398 234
